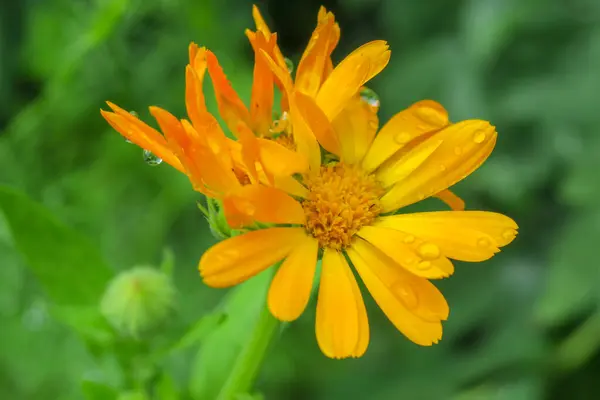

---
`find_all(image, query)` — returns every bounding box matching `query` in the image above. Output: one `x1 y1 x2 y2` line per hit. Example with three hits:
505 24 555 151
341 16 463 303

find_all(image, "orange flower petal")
379 119 497 212
246 30 275 136
185 46 208 130
259 50 321 170
316 6 340 82
362 100 449 173
348 239 445 345
273 175 309 198
376 211 518 262
206 50 251 135
332 94 379 164
295 11 339 97
294 91 341 155
222 184 305 228
316 40 390 121
316 249 369 359
357 225 454 279
268 234 319 321
101 103 183 172
199 227 305 288
435 189 465 211
257 138 310 176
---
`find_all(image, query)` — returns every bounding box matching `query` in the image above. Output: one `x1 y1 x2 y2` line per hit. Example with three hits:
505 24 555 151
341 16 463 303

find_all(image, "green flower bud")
100 266 175 337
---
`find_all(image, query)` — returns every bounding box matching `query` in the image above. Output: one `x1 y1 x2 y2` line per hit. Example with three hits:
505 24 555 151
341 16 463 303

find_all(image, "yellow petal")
101 103 184 173
199 227 305 288
268 234 319 321
435 189 465 211
332 93 379 164
185 46 208 130
362 100 449 173
251 4 272 35
357 225 454 279
246 30 275 136
316 249 369 358
380 119 497 212
222 184 305 228
259 50 321 170
257 138 310 176
206 50 251 135
347 239 444 345
273 175 309 198
294 91 341 155
295 12 339 97
316 40 390 121
376 211 518 262
316 6 340 83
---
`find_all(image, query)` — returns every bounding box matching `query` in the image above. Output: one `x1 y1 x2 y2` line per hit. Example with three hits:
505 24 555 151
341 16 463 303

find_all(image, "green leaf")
82 380 119 400
0 185 113 306
168 312 226 355
189 269 274 400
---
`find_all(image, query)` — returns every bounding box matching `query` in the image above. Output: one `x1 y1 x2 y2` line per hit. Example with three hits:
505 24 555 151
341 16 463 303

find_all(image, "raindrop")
477 237 491 248
418 243 441 260
417 260 432 270
143 149 163 166
394 132 412 144
403 235 415 244
473 130 486 144
129 110 139 117
360 87 380 108
284 57 294 74
393 283 419 309
415 106 447 127
502 229 516 240
439 164 447 172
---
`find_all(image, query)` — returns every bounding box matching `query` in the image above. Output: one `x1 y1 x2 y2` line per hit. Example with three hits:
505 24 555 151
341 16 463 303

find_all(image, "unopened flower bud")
100 266 175 337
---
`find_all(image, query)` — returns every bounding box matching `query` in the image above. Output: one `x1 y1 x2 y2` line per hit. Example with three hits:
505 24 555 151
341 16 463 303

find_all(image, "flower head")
101 5 518 359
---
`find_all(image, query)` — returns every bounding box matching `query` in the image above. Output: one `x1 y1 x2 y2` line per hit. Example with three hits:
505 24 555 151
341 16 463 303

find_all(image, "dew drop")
477 237 491 248
129 110 139 117
284 57 294 74
417 260 432 270
439 164 447 172
403 235 415 244
418 243 441 260
502 229 516 240
143 149 163 166
415 106 447 127
359 87 380 108
393 283 419 309
394 132 412 144
473 130 486 144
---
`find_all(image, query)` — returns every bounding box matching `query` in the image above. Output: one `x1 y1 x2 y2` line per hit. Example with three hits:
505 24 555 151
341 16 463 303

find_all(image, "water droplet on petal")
403 235 415 244
473 130 486 144
439 164 447 172
284 57 294 74
394 132 412 144
143 149 163 166
418 243 441 260
417 260 432 270
359 87 380 108
129 110 139 117
502 229 516 240
414 106 447 127
393 283 419 309
477 237 491 248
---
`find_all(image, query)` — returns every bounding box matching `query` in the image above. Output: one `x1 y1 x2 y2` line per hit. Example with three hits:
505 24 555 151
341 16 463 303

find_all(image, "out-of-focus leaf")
167 312 226 355
189 269 274 400
0 185 113 306
156 373 180 400
52 305 115 347
82 380 119 400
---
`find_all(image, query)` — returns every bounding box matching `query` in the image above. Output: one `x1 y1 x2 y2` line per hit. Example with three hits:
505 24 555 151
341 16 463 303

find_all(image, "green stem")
217 301 280 400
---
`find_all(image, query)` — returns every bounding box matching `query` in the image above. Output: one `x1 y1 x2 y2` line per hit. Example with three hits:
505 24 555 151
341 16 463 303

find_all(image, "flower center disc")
302 162 384 250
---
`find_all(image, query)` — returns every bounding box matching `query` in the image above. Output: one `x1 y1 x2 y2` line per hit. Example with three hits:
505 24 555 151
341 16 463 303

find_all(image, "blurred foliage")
1 0 600 399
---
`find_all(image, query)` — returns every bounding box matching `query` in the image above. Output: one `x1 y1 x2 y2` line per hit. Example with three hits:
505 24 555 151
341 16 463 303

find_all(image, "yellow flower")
199 6 518 358
101 5 518 359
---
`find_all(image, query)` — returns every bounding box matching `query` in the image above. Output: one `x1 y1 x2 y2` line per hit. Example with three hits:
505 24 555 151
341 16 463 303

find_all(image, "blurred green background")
2 0 600 399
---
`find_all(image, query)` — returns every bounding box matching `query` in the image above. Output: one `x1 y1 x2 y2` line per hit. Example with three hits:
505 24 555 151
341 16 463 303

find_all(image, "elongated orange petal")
222 184 305 228
257 138 310 176
206 50 251 135
232 121 260 182
362 100 449 173
316 249 369 359
316 6 340 83
348 239 445 345
199 227 305 288
376 211 518 262
435 189 465 211
294 91 341 155
246 30 275 136
185 46 208 130
316 41 390 121
101 103 183 173
332 94 379 164
268 234 319 321
379 119 497 212
295 11 338 97
259 50 321 170
273 175 309 198
357 225 454 279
